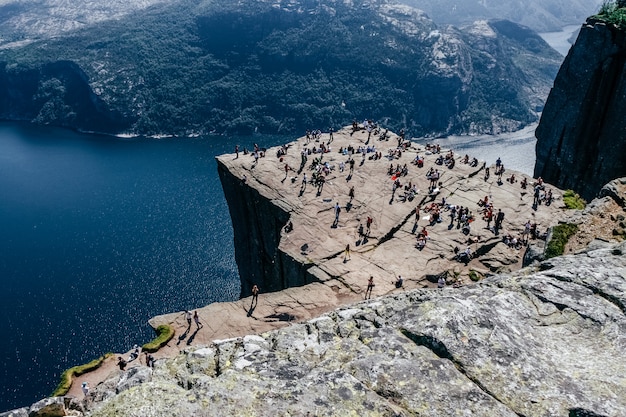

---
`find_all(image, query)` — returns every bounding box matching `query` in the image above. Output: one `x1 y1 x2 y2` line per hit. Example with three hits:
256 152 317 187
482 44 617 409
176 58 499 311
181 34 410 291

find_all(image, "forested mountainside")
0 0 602 48
0 0 562 136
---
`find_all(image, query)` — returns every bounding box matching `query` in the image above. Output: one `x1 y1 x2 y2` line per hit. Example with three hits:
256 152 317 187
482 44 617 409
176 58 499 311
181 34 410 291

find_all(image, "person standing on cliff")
344 244 351 262
235 145 239 159
365 276 374 299
185 310 192 328
117 357 127 371
494 209 505 235
81 381 89 397
348 186 355 202
193 311 203 330
333 202 341 227
251 284 259 305
328 127 334 143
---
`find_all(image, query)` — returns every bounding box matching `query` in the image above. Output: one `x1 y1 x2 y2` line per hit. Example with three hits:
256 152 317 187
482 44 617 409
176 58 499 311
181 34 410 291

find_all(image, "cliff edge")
535 17 626 201
217 126 569 300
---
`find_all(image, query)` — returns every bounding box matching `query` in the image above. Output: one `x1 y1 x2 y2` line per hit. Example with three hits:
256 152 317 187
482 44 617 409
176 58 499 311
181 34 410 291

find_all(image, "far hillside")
0 0 562 136
401 0 604 32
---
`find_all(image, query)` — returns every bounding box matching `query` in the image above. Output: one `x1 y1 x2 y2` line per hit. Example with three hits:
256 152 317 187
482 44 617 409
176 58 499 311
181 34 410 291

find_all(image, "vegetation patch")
545 223 579 259
51 353 112 396
142 324 175 353
563 190 586 209
596 1 626 29
468 270 482 282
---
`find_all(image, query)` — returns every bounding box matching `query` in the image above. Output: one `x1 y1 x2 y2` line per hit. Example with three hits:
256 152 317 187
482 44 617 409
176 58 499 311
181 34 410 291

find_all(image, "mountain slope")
400 0 604 32
0 0 562 136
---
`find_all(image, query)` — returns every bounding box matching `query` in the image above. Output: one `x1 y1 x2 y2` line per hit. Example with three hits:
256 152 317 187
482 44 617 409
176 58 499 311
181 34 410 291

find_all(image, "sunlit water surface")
0 122 287 410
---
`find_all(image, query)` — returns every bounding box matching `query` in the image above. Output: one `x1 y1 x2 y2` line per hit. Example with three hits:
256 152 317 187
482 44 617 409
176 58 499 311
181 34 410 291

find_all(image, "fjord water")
0 122 286 410
0 121 537 411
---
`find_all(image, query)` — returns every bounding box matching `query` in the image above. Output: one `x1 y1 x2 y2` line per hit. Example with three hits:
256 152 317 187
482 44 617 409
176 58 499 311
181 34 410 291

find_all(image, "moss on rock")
142 324 175 353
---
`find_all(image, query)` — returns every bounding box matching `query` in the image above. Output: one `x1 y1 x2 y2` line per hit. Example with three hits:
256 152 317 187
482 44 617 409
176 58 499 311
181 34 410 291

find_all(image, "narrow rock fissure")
546 273 626 316
467 162 486 179
214 345 222 378
399 328 528 417
374 167 488 250
585 284 626 316
568 407 609 417
531 292 602 325
330 273 360 295
376 193 433 247
473 238 501 258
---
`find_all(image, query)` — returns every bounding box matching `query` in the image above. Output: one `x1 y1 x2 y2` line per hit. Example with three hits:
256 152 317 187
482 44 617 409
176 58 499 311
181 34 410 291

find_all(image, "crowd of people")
234 122 556 300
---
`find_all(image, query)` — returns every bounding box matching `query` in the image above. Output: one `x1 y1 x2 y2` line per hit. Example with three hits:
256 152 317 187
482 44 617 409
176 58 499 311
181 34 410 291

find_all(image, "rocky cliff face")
535 18 626 201
217 160 317 297
7 241 625 416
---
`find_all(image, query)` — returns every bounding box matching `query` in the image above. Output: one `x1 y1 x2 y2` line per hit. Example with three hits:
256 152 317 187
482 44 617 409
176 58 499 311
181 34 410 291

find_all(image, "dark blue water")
0 122 286 411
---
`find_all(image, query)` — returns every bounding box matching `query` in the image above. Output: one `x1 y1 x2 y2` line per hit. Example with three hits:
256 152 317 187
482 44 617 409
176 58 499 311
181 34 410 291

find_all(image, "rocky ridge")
5 241 626 416
401 0 604 32
0 0 561 136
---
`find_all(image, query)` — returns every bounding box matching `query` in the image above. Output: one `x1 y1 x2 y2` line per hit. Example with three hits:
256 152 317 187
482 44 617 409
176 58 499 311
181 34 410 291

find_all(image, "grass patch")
468 270 482 282
142 324 175 353
563 190 586 209
51 353 112 396
545 223 579 259
596 1 626 29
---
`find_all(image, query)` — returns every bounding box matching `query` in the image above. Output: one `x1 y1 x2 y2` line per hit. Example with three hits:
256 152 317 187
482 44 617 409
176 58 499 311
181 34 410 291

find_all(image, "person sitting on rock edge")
394 276 404 288
117 357 127 371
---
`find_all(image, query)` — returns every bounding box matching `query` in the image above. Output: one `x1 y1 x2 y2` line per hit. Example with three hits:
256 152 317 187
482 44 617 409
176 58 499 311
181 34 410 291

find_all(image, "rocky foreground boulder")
21 240 621 417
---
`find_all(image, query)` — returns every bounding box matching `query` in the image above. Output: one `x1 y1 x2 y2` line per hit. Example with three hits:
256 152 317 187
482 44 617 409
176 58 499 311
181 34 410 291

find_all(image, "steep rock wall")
535 18 626 201
216 158 316 297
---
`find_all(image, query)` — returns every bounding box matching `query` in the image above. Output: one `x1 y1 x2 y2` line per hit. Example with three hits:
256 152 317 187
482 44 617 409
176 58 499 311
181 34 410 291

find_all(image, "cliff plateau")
535 17 626 201
217 126 570 299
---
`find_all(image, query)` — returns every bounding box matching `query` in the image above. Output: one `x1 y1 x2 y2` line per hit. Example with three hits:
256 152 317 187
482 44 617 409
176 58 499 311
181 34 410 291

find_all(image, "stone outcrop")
217 162 313 297
534 18 626 201
217 126 569 299
37 241 626 416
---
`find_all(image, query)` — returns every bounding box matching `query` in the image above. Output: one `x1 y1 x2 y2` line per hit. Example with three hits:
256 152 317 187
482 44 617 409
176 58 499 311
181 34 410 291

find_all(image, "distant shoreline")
539 24 581 56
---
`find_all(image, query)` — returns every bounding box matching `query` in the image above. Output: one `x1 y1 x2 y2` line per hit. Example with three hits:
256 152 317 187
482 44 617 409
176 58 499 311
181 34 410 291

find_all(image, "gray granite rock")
27 397 68 417
599 178 626 208
535 19 626 201
85 242 626 417
115 366 152 394
0 408 28 417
